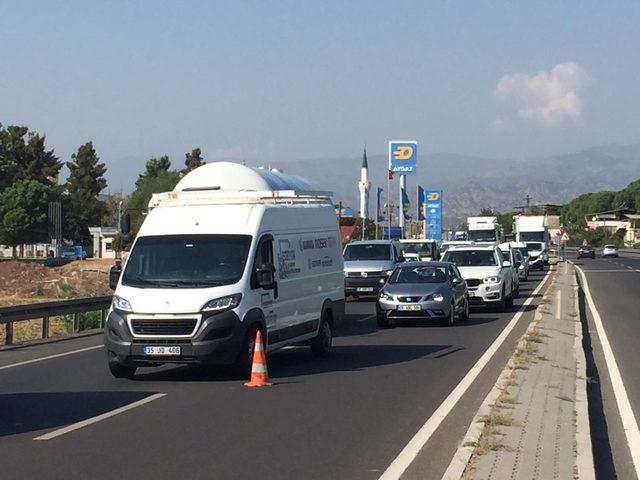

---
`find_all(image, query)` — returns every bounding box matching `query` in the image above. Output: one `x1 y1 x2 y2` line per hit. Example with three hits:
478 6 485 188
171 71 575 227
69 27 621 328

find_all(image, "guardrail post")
5 321 14 345
42 316 49 339
100 309 106 329
73 312 80 333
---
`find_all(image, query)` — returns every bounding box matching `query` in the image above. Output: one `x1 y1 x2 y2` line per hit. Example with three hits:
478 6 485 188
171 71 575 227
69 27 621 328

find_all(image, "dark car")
376 261 469 327
577 245 595 259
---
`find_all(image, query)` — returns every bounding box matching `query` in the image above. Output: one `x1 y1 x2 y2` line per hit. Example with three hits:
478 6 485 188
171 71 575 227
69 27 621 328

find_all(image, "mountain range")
104 144 640 227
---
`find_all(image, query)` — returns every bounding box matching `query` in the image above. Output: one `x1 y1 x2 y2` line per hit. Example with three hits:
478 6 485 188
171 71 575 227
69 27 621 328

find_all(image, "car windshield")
467 230 497 242
122 234 252 288
443 250 498 266
604 245 616 249
389 265 447 284
343 243 391 261
401 242 435 256
525 242 543 251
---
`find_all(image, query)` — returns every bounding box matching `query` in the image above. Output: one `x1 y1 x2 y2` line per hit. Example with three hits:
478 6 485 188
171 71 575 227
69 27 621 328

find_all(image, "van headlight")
202 294 242 312
112 295 133 312
483 276 501 284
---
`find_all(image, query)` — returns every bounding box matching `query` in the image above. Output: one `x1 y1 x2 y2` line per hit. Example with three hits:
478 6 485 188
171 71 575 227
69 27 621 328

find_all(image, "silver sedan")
376 261 470 327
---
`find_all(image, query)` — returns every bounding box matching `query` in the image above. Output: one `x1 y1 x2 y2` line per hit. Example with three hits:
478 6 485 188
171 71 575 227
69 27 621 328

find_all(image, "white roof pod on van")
149 162 333 209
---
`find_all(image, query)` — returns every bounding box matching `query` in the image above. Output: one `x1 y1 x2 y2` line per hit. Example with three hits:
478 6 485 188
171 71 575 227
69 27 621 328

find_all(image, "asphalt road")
574 252 640 480
0 269 550 480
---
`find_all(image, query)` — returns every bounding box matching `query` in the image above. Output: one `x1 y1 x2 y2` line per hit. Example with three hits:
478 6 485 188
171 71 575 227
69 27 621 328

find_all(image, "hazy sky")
1 0 639 190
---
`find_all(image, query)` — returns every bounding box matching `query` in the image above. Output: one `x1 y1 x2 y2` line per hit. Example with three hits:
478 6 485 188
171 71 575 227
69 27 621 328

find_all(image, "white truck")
514 215 550 269
466 216 503 244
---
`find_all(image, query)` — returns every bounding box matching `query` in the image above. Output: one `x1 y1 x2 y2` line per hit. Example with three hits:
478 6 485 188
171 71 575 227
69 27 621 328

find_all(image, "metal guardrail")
0 296 112 346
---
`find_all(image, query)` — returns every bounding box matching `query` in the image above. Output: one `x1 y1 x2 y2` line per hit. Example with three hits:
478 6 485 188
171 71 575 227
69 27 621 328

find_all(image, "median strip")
441 263 595 480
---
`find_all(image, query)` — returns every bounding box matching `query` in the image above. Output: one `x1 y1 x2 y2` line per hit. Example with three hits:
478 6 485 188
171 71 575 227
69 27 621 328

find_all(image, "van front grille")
131 318 197 336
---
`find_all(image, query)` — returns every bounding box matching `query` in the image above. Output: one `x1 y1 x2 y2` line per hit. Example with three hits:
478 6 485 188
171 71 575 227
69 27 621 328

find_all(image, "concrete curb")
440 272 555 480
571 261 596 479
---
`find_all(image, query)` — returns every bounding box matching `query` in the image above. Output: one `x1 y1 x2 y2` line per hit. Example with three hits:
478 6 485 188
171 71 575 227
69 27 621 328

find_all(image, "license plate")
143 346 181 356
357 287 374 292
398 305 421 311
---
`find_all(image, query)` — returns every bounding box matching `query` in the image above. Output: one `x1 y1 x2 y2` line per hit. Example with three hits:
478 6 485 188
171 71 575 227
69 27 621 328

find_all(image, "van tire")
108 362 136 379
310 312 332 357
233 323 260 378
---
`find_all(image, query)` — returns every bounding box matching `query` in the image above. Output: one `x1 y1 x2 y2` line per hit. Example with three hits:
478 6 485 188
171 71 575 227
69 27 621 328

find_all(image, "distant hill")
105 144 640 227
276 145 640 226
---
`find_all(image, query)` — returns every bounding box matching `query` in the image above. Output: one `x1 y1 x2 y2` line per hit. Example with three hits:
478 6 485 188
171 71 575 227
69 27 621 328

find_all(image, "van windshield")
343 244 391 261
525 242 543 252
122 234 252 288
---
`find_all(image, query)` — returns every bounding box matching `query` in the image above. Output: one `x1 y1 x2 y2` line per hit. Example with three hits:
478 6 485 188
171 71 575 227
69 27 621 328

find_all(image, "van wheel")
310 312 332 357
233 323 260 378
108 362 136 379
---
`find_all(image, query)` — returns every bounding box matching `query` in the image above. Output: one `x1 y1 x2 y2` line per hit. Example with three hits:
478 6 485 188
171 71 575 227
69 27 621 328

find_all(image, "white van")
105 162 344 379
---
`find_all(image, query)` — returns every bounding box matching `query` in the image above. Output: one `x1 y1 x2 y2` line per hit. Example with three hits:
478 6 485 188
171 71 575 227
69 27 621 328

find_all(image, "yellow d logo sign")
393 145 414 161
428 192 440 201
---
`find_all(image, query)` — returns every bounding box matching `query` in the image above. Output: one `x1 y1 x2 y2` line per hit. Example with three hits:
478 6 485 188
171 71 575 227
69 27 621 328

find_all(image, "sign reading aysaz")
389 141 417 174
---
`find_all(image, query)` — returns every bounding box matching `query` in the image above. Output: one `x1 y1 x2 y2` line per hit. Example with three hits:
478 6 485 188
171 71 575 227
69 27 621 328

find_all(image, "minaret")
358 147 370 220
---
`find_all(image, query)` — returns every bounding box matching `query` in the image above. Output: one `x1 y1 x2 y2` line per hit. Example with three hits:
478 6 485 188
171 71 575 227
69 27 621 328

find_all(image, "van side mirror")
256 263 276 289
502 260 512 268
514 261 521 268
109 264 122 290
120 213 131 235
451 277 462 286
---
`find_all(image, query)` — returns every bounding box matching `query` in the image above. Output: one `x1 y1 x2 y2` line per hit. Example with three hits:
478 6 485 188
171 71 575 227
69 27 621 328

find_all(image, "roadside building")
585 206 639 246
88 226 118 259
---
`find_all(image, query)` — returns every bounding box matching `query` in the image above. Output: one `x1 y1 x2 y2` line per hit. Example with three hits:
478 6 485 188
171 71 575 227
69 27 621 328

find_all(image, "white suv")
442 245 516 311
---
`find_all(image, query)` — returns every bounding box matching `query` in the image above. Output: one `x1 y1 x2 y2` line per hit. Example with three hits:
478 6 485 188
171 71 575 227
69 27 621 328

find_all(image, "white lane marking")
379 269 553 480
579 270 639 273
34 393 167 441
556 289 561 320
576 265 640 478
0 345 103 371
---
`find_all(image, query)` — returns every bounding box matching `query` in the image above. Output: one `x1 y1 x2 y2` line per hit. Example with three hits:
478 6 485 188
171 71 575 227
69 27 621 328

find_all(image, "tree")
63 142 108 243
182 147 205 174
350 218 378 241
0 124 61 191
128 157 181 233
136 155 171 187
479 208 496 216
0 180 56 257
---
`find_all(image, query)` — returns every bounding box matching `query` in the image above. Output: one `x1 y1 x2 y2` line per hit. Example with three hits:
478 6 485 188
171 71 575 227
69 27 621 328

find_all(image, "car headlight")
112 295 133 312
483 276 501 284
385 269 395 276
429 293 444 302
202 294 242 312
379 292 393 302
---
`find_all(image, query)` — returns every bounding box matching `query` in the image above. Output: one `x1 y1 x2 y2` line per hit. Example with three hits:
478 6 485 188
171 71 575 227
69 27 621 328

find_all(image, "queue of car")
341 237 536 329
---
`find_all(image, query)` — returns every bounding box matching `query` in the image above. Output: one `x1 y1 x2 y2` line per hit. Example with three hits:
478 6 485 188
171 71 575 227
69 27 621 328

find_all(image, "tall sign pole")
399 174 406 238
389 141 417 240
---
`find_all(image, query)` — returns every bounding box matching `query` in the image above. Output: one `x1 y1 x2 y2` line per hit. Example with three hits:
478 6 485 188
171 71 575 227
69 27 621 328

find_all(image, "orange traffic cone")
244 330 272 387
